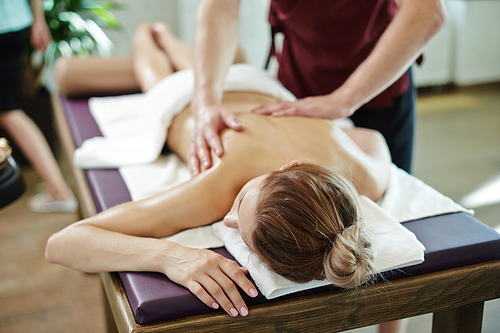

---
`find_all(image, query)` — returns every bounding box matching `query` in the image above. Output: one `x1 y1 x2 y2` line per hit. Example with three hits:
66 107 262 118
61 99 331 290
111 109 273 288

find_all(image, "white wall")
413 0 500 87
106 0 500 86
105 0 270 68
103 0 179 57
448 0 500 85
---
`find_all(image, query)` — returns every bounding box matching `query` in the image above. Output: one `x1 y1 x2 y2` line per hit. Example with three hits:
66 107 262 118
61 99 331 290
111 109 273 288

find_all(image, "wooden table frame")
51 95 500 333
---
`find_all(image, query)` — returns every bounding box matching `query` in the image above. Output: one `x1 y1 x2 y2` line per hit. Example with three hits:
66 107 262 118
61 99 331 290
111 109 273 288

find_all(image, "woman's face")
223 174 268 248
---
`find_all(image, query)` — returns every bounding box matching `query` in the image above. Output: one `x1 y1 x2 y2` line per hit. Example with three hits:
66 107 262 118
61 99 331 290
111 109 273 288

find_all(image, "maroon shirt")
268 0 409 109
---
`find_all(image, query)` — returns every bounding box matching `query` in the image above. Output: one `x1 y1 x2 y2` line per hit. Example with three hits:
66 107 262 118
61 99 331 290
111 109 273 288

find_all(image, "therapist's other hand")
164 246 258 317
189 104 244 176
253 94 354 120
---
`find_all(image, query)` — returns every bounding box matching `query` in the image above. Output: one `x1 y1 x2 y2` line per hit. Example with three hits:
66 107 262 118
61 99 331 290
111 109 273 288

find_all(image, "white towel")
74 64 296 169
211 195 425 299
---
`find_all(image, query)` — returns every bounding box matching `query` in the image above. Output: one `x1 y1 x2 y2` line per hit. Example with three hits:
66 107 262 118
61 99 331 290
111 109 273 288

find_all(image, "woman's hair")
252 163 375 289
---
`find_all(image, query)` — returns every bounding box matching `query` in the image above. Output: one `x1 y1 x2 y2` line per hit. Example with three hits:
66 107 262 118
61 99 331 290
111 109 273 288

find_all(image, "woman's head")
224 162 375 289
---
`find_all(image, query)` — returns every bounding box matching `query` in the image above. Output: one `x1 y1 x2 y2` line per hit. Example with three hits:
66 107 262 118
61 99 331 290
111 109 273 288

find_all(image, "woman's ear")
280 160 301 170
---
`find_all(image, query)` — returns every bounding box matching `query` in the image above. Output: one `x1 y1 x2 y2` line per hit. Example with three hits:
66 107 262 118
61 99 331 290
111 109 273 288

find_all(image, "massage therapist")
188 0 446 176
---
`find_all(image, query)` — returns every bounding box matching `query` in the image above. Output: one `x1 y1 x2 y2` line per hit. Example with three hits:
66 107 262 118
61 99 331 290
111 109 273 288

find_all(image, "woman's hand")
188 104 244 176
163 245 258 317
30 16 52 53
252 93 354 120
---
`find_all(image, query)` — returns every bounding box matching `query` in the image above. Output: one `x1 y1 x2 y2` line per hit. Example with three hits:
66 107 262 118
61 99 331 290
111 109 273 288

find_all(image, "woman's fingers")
186 280 220 310
183 252 258 317
220 260 258 299
197 273 247 317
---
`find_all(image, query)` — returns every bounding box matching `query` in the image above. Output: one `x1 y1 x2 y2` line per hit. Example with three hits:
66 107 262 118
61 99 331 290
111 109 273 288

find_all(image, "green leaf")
88 7 120 28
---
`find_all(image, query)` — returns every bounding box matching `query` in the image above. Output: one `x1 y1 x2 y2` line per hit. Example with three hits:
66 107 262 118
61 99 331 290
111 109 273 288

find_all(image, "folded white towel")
74 64 296 169
212 195 425 299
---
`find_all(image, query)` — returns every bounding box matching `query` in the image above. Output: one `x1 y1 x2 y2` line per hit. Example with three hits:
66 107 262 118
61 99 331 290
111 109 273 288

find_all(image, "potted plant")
25 0 121 93
43 0 121 63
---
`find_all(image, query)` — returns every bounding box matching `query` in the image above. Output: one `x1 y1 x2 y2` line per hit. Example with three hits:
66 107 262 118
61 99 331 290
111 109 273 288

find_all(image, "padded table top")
60 96 500 325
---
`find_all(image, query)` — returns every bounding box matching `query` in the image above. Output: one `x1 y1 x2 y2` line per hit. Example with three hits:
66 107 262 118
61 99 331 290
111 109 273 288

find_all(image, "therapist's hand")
189 104 244 176
163 245 258 317
253 94 354 120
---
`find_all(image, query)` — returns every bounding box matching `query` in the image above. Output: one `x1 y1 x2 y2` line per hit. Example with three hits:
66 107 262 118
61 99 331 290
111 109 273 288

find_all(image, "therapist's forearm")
193 0 240 108
333 0 447 112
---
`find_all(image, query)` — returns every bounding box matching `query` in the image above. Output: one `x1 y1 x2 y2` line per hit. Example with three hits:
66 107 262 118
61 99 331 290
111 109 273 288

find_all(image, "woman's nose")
223 212 238 229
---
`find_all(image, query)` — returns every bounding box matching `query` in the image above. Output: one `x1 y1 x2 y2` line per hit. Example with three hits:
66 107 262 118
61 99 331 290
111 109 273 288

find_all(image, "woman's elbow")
45 230 64 264
45 226 77 265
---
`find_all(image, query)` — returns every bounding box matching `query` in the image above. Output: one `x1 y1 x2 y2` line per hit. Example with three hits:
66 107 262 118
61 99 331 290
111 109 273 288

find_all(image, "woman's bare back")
167 92 391 201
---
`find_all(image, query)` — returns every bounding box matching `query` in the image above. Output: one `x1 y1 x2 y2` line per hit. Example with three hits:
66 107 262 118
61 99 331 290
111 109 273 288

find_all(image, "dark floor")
0 83 499 332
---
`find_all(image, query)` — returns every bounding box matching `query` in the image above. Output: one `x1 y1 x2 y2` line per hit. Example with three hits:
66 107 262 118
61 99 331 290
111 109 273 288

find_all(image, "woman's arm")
55 57 140 97
29 0 51 53
253 0 446 118
342 128 392 201
45 220 256 317
45 162 256 316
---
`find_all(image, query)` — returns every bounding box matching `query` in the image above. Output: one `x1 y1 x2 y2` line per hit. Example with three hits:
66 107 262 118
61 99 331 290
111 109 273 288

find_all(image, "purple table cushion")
61 96 500 325
61 97 131 210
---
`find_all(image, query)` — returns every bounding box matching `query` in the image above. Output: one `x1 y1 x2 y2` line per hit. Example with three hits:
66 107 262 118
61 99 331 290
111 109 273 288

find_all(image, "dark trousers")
350 73 416 173
0 27 29 112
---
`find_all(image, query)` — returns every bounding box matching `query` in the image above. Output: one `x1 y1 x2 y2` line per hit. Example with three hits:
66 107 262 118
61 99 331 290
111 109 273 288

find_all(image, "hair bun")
324 224 375 289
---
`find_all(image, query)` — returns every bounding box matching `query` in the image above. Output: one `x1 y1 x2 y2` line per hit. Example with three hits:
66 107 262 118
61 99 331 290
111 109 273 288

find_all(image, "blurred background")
0 0 499 332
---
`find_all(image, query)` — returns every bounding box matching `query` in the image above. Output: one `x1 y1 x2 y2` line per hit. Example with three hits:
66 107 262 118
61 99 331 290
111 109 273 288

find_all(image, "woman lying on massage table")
46 22 392 320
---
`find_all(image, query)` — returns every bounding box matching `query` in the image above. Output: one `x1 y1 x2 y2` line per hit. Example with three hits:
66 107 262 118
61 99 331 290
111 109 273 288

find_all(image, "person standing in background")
189 0 446 178
0 0 77 213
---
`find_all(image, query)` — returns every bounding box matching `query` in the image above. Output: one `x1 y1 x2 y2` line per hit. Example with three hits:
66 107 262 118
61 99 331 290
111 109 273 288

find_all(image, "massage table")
52 93 500 333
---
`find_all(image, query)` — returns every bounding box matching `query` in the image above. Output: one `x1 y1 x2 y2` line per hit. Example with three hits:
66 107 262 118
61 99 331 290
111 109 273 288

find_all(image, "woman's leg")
0 109 74 203
151 22 194 71
131 23 174 92
152 21 246 72
55 57 139 97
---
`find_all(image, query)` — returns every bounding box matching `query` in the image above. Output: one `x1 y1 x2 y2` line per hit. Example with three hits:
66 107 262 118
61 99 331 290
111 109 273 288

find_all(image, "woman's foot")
131 22 154 55
29 192 78 213
130 22 173 92
151 22 193 71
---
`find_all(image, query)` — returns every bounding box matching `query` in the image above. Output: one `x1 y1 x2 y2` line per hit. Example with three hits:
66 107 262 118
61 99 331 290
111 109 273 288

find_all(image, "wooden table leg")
432 301 484 333
102 285 119 333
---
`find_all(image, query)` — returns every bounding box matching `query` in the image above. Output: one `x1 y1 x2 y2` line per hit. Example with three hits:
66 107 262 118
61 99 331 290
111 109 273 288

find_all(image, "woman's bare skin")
47 22 391 319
